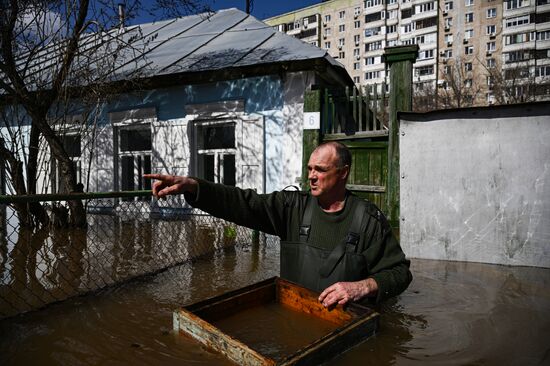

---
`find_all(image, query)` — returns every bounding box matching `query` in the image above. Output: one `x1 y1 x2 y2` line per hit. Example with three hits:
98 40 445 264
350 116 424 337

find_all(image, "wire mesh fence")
0 191 276 320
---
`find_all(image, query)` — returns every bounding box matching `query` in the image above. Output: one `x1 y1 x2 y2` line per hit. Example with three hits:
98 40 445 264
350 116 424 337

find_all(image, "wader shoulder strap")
299 195 314 243
319 198 368 278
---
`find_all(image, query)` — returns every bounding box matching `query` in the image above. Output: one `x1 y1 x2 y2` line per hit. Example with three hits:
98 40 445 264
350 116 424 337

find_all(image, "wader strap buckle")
299 225 311 240
346 232 360 246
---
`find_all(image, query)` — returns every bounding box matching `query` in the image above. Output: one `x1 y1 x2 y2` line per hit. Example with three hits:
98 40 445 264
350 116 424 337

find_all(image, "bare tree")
438 57 483 109
481 58 538 105
0 0 210 228
412 81 437 113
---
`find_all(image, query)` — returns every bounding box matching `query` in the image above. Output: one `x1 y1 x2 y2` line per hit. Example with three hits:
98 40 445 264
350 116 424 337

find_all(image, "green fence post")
383 45 418 230
302 88 322 190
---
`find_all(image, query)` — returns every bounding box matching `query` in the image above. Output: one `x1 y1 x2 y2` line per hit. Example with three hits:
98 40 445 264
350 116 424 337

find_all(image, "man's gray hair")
315 141 352 169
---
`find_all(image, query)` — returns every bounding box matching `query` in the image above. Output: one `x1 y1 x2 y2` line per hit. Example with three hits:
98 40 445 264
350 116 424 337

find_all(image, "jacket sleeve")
362 212 413 303
183 178 293 238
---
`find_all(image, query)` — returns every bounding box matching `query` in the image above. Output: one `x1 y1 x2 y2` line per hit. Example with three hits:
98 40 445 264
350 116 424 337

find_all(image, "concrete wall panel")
400 103 550 268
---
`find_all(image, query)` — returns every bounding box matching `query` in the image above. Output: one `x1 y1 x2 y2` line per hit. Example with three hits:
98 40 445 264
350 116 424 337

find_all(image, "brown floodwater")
212 302 339 361
0 242 549 365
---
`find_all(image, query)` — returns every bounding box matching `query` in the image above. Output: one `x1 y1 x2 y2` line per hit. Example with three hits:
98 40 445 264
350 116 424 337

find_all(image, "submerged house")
1 8 353 205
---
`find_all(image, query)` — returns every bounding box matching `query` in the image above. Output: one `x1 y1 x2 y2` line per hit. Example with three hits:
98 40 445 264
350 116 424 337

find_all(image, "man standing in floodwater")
144 141 412 307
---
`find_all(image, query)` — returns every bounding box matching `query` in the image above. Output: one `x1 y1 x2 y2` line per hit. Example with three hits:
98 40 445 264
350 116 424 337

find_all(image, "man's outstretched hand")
143 174 198 199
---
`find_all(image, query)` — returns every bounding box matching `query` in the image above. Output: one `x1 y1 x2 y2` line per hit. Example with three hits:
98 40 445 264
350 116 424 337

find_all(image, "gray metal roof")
4 8 350 93
115 8 344 78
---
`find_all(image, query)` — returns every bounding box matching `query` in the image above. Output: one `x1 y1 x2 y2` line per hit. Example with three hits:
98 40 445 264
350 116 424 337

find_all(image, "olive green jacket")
185 179 412 303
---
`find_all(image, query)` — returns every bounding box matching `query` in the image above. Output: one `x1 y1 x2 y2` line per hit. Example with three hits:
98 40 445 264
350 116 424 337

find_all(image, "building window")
402 23 415 33
464 79 472 87
445 34 453 44
364 0 383 8
353 76 361 83
324 27 331 36
339 24 345 32
325 14 331 23
195 121 236 186
353 48 360 57
487 58 496 68
118 125 152 194
387 10 398 19
445 17 453 28
505 0 530 10
354 6 361 16
53 133 82 193
505 32 534 45
465 13 474 23
365 56 376 65
486 8 497 18
506 15 530 28
465 62 473 71
387 24 397 33
486 25 496 35
537 30 550 40
444 1 453 11
415 65 434 76
355 20 361 28
365 40 383 51
365 70 381 80
465 45 474 54
415 1 435 13
443 65 451 74
365 26 381 37
416 33 436 44
444 49 453 58
535 65 550 77
324 41 331 49
465 0 474 6
338 38 345 47
354 61 361 70
465 29 474 39
354 34 361 45
418 49 435 60
486 41 496 52
339 10 346 19
339 51 346 59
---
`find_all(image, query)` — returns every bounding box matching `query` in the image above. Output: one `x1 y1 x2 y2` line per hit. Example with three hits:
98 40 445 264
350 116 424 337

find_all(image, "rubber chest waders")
280 195 370 293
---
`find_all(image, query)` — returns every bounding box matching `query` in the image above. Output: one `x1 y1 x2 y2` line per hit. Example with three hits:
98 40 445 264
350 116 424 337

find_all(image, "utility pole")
246 0 252 14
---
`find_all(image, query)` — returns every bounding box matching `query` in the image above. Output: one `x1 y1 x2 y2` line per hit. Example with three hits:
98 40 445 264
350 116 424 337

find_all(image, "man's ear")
340 165 350 180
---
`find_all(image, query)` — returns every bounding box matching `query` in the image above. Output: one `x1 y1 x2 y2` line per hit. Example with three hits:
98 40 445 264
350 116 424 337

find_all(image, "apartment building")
264 0 550 107
500 0 550 102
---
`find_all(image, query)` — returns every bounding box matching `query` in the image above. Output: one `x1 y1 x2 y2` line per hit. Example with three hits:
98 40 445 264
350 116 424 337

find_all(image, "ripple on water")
0 246 549 366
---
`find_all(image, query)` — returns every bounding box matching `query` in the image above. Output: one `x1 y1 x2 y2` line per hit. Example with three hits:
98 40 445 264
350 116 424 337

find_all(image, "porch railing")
322 82 389 139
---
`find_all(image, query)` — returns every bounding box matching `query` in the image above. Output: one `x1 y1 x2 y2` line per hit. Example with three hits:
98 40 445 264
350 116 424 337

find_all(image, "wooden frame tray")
173 277 379 365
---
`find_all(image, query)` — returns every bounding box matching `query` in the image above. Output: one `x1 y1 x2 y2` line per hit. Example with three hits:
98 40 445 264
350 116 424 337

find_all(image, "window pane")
223 154 235 186
121 156 133 191
201 154 215 182
120 128 151 152
199 124 235 149
62 135 81 157
143 155 151 190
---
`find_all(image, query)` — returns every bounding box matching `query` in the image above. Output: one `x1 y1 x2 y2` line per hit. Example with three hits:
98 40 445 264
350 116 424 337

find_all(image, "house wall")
86 71 313 195
399 103 550 268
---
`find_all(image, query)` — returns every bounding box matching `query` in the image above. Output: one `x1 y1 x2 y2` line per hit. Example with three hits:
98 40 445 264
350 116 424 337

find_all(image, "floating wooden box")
173 277 379 365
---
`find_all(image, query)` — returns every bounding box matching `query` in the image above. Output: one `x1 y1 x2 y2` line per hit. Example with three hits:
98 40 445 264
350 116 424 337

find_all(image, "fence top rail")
0 190 152 204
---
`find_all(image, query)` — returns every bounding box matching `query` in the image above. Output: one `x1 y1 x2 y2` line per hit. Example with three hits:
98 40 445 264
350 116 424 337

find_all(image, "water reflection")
0 242 549 366
0 212 256 319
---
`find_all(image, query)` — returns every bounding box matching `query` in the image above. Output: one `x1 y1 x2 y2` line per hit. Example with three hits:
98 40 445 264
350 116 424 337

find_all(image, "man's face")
307 146 348 198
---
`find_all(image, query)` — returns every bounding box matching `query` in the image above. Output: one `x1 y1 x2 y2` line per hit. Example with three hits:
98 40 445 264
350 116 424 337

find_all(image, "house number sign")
303 112 320 130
